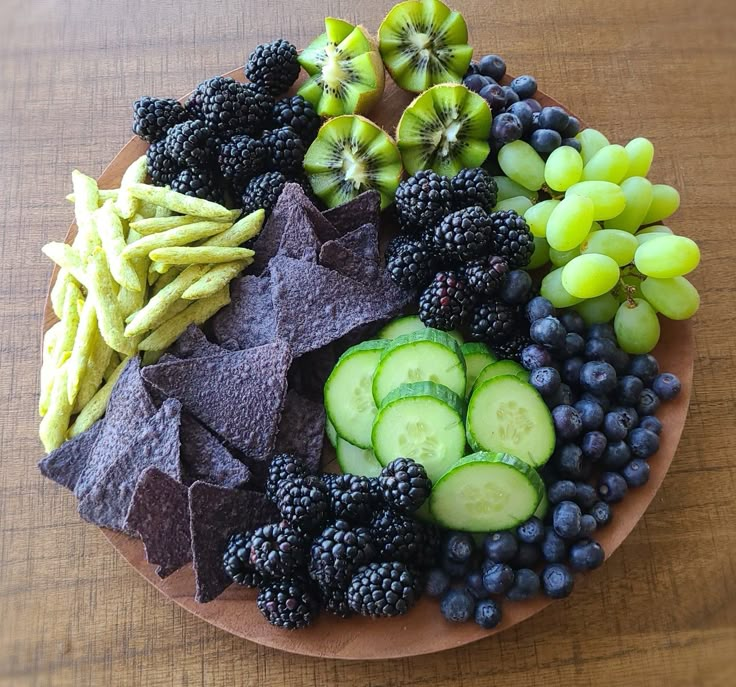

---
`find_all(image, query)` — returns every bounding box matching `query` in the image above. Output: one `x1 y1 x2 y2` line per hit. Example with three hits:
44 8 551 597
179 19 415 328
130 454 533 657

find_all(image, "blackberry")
272 95 321 143
245 39 300 96
321 587 352 617
451 167 498 211
417 523 442 569
418 271 474 331
261 126 305 175
489 210 534 268
370 508 425 563
170 168 223 203
188 77 271 136
469 300 520 345
132 96 188 143
493 332 532 362
319 472 341 491
379 458 431 513
432 206 494 262
266 453 308 500
241 170 287 215
347 561 418 617
146 139 180 186
164 119 216 169
463 255 509 298
394 170 453 234
218 134 267 185
247 521 307 578
257 578 318 629
327 474 375 524
223 532 262 587
385 237 435 290
309 520 375 589
275 476 329 532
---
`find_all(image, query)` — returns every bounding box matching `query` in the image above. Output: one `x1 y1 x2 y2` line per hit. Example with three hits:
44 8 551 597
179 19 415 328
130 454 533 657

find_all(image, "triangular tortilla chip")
329 223 379 263
322 191 381 236
170 325 227 359
38 420 104 492
211 275 276 350
275 391 325 473
318 240 383 285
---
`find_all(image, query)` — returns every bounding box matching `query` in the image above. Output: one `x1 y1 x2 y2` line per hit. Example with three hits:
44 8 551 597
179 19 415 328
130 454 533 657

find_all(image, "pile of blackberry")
131 40 320 213
223 454 437 629
387 167 536 354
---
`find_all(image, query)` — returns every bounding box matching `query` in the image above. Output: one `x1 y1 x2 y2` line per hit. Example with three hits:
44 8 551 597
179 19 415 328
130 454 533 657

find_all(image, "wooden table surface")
2 0 735 684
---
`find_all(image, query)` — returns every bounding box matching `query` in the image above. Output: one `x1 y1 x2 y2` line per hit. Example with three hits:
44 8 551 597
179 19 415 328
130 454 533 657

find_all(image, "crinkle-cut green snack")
124 466 192 578
210 274 276 351
78 399 182 532
169 324 226 359
140 340 292 458
322 190 381 236
274 391 325 474
74 356 157 499
179 413 250 489
189 481 279 603
327 222 380 263
38 419 104 492
318 238 383 286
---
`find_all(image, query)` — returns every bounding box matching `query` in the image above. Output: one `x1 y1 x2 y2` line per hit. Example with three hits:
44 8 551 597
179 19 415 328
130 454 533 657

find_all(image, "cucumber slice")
467 375 555 467
325 417 338 448
372 381 466 481
372 329 466 405
460 342 497 397
471 359 527 395
324 340 387 449
336 437 382 477
377 315 464 345
429 451 544 532
534 490 549 519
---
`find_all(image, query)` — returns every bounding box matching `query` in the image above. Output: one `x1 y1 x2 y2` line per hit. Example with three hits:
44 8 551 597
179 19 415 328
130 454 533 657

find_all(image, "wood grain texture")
1 0 735 684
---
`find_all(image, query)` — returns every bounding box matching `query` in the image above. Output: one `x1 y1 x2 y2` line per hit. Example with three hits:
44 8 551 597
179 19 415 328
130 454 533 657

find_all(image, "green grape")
641 276 700 320
604 177 653 233
589 221 603 232
497 141 546 191
576 292 620 325
549 245 581 267
562 254 621 298
546 195 594 251
581 144 630 184
616 275 645 302
540 267 584 308
637 224 672 235
493 195 534 216
642 184 680 224
575 128 610 165
614 298 660 354
566 180 627 221
527 236 551 270
580 229 638 266
544 146 583 191
524 199 560 238
623 137 654 178
634 235 700 278
493 176 539 202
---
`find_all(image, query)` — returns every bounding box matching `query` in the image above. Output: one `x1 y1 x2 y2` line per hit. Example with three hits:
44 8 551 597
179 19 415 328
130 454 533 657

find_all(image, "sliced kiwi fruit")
378 0 473 93
396 83 492 176
304 115 403 209
298 18 385 118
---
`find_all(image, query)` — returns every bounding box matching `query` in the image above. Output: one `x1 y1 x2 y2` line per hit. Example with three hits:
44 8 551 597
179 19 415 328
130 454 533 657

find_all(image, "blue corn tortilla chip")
210 274 275 350
74 356 157 498
318 239 383 285
323 190 381 236
329 223 379 263
38 419 104 492
276 203 321 263
141 339 292 458
124 467 191 578
180 413 250 488
170 325 227 359
78 399 182 532
189 482 278 602
275 390 325 473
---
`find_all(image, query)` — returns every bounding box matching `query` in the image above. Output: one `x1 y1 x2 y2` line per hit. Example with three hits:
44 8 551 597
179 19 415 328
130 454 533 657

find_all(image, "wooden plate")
43 69 694 660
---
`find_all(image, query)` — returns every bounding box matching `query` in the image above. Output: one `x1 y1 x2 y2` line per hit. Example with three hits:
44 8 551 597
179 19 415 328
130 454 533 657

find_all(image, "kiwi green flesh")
325 17 354 44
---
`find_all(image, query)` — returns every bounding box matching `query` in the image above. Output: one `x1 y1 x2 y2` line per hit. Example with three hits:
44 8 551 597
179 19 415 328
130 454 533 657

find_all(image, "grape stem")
612 278 639 307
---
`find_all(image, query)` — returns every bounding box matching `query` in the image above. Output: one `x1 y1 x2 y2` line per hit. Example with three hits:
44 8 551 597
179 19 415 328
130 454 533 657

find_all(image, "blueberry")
445 531 475 563
541 526 568 562
523 97 542 113
610 348 631 375
526 296 555 322
546 383 574 409
547 479 576 504
479 82 507 113
581 430 607 461
483 531 518 563
613 406 639 431
587 323 616 341
465 571 490 600
553 500 582 539
562 116 581 138
474 598 503 629
627 354 659 383
574 482 598 510
538 106 570 133
579 514 597 537
443 557 471 579
653 373 681 400
440 588 475 623
506 568 541 601
501 269 533 304
510 75 538 99
481 561 515 594
589 501 612 527
616 375 644 406
580 361 617 394
559 310 584 334
508 101 535 132
638 415 662 435
479 54 507 81
425 568 451 597
562 356 584 387
602 440 631 470
569 539 605 570
553 443 584 479
517 516 545 544
463 73 489 93
513 542 541 569
530 367 561 397
530 128 562 154
465 61 480 75
580 390 611 413
603 411 628 441
552 405 583 440
521 343 554 370
584 336 620 364
598 471 628 503
561 137 582 152
575 399 605 430
530 316 567 349
541 564 575 598
564 332 585 357
502 86 520 107
491 112 524 144
637 388 661 416
627 427 660 459
623 458 651 488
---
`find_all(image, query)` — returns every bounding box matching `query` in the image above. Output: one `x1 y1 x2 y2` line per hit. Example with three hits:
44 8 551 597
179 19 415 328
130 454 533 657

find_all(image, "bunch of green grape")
489 129 700 354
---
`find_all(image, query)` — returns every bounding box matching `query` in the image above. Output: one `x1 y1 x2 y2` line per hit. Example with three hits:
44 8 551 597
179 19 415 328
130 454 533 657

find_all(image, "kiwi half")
378 0 472 93
304 115 403 209
396 83 491 176
298 18 385 117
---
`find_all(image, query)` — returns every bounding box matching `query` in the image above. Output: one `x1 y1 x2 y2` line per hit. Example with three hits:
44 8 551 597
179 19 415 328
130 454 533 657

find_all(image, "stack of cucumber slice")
323 316 556 532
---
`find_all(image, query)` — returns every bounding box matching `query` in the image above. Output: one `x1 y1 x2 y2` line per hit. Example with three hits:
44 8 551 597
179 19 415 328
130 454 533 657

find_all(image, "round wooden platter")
43 68 694 660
